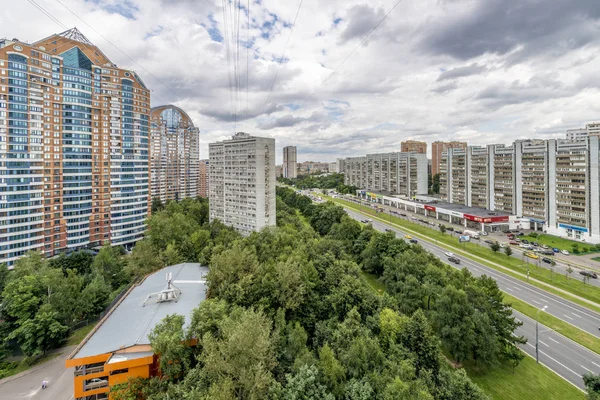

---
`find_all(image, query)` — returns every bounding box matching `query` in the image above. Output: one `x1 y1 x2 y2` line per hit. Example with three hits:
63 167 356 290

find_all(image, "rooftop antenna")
142 271 181 307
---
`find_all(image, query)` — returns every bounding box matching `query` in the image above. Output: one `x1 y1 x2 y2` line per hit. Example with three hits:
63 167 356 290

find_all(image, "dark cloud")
474 76 573 108
420 0 600 60
258 111 329 130
437 64 486 81
339 5 385 43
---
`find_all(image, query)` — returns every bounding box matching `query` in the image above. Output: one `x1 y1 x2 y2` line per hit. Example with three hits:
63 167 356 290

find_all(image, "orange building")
400 140 427 154
431 140 467 176
66 263 207 400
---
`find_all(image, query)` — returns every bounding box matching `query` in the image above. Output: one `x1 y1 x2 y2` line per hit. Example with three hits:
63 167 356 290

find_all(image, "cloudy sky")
3 0 600 162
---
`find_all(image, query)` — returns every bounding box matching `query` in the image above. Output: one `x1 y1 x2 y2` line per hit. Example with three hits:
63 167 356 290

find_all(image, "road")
0 347 74 400
344 208 600 390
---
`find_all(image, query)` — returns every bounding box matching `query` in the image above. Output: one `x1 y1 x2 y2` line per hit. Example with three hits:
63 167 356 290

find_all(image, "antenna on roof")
142 271 182 307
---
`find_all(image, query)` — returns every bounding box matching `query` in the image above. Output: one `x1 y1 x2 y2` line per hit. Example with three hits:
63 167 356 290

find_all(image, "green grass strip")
330 196 600 314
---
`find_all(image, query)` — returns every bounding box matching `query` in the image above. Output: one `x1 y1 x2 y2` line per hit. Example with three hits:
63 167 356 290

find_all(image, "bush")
529 232 539 238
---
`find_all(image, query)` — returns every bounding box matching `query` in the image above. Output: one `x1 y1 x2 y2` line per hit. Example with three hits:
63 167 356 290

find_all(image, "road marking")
539 340 549 347
581 365 594 374
572 313 582 318
549 337 560 344
592 361 600 369
526 342 581 377
563 314 574 320
532 299 541 305
513 286 521 291
506 288 514 292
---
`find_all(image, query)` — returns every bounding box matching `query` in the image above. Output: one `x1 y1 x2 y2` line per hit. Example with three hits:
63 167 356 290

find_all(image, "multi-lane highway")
344 208 600 390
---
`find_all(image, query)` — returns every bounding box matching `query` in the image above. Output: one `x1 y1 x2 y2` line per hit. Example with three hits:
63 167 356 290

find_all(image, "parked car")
455 230 463 235
444 252 454 258
561 250 570 255
410 239 418 244
361 219 369 223
525 252 539 259
541 244 549 249
448 256 461 264
580 270 598 279
522 239 529 244
484 239 495 245
519 243 532 249
517 232 524 236
446 227 455 232
532 242 539 247
542 257 553 264
509 241 519 245
499 243 507 248
400 213 407 217
541 250 554 255
553 248 560 253
515 238 521 242
480 231 488 236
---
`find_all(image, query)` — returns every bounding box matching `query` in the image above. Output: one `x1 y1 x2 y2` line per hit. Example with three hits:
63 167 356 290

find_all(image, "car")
446 227 455 232
509 241 519 245
541 244 549 249
410 239 418 244
499 243 507 248
542 257 553 264
385 228 393 233
484 239 494 245
519 243 532 249
561 250 570 255
428 221 437 226
540 249 554 255
532 242 539 247
480 231 488 236
448 256 461 264
580 271 598 279
400 213 407 217
517 232 524 236
360 219 368 223
522 239 529 244
553 248 560 253
404 234 412 239
525 252 539 259
444 252 454 258
515 238 521 242
455 230 463 235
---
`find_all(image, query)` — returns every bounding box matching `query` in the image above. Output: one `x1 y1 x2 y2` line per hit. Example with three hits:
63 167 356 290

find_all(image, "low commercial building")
439 137 600 243
66 263 207 400
342 152 428 198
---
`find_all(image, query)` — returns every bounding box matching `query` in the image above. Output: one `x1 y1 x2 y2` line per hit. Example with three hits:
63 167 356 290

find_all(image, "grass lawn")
466 356 585 400
330 196 600 313
66 323 96 346
359 271 386 295
356 256 585 400
0 352 61 380
503 292 600 355
522 234 599 255
593 257 600 263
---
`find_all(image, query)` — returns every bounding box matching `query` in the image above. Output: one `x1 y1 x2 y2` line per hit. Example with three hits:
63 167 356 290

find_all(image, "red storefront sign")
424 205 436 212
463 214 509 223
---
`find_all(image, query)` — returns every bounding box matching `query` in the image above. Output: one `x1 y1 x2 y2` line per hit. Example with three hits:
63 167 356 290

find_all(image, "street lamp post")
536 305 548 363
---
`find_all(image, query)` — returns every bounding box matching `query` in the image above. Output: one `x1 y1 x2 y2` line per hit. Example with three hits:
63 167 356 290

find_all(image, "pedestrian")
42 380 47 389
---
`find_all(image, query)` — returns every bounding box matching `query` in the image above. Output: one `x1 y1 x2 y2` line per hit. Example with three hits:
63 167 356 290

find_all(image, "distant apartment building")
298 161 330 174
342 152 428 198
283 146 297 178
0 28 150 266
208 133 275 235
440 137 600 243
150 105 199 203
337 158 346 174
566 123 600 141
400 140 427 154
198 159 209 198
431 141 467 176
329 162 338 173
275 165 283 178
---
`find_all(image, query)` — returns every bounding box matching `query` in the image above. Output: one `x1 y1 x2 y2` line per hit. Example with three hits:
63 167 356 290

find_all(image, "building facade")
150 105 199 203
0 28 150 266
342 152 428 198
400 140 427 154
329 162 338 173
297 161 330 174
282 145 297 178
198 159 208 198
566 123 600 141
208 133 275 235
431 140 467 176
440 137 600 243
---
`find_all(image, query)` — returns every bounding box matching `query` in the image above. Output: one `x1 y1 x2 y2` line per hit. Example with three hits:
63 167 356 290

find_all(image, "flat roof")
71 263 208 360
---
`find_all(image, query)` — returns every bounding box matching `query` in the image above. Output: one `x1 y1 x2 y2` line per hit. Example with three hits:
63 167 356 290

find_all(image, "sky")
3 0 600 163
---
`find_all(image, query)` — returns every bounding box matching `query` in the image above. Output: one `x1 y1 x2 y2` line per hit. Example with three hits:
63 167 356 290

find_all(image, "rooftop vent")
142 272 182 307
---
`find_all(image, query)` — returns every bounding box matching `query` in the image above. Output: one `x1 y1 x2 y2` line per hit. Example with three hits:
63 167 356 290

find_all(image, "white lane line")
525 343 582 377
581 365 594 374
549 337 560 344
572 313 582 318
539 340 549 347
513 287 521 291
506 288 514 292
532 299 541 305
563 314 574 320
592 362 600 369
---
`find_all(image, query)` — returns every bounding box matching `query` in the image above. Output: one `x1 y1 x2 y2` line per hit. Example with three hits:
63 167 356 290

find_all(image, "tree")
151 197 165 213
318 343 345 397
92 245 125 289
399 309 440 377
504 246 513 257
8 304 68 356
566 266 574 280
126 240 162 278
584 372 600 400
280 365 335 400
439 225 446 234
505 345 524 374
490 242 501 252
431 174 440 194
161 242 183 267
148 314 192 381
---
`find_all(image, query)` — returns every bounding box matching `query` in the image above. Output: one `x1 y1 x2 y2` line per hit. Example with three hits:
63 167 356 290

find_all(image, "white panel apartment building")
283 145 297 178
342 152 428 198
208 133 276 235
440 137 600 243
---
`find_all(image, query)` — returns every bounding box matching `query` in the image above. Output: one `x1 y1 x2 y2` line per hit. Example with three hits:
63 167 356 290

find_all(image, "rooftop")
71 263 208 360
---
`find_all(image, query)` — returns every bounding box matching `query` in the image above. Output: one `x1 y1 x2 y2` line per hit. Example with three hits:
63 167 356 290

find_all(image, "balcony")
84 378 108 391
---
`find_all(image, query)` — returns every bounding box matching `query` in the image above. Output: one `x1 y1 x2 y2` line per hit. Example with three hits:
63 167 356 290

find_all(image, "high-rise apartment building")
329 162 338 173
440 137 600 243
208 133 275 235
566 123 600 141
198 159 209 198
400 140 427 154
283 145 297 178
342 152 428 198
0 28 150 266
150 105 199 203
431 140 467 176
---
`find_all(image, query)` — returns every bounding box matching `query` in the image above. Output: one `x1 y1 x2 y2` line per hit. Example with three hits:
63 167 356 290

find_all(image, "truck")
463 229 480 239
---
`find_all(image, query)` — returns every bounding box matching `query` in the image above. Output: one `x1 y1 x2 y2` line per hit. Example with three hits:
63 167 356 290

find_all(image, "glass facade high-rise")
0 28 150 266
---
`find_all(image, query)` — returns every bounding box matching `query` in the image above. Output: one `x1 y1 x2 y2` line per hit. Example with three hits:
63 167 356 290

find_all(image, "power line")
27 0 68 30
53 0 184 103
245 0 250 122
222 0 235 122
261 0 304 113
310 0 404 97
